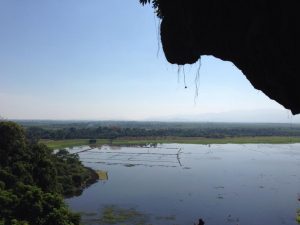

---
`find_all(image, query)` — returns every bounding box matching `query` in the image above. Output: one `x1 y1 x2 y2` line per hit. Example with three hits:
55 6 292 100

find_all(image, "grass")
99 205 148 225
40 139 109 149
40 136 300 149
113 136 300 145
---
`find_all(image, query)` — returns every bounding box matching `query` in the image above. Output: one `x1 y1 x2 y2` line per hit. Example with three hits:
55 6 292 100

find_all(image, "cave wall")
144 0 300 114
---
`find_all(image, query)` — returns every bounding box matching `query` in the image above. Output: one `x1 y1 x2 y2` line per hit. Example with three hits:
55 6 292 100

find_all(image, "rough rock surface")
143 0 300 114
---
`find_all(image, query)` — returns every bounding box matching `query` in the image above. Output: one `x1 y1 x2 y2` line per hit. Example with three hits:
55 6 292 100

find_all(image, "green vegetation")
16 120 300 131
54 149 98 196
99 205 148 225
78 206 150 225
155 215 176 221
27 120 300 149
112 136 300 145
40 139 109 150
40 136 300 149
79 206 179 225
88 139 97 144
23 121 300 140
0 121 97 225
21 121 300 149
297 209 300 224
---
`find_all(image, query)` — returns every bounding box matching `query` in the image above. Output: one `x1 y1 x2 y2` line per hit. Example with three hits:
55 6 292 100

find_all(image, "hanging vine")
140 0 162 18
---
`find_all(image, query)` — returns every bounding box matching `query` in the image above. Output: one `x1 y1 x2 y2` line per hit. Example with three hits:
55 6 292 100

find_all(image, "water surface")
66 144 300 225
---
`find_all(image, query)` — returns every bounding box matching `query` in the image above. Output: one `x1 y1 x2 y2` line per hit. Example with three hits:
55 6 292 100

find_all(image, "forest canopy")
0 121 97 225
24 123 300 141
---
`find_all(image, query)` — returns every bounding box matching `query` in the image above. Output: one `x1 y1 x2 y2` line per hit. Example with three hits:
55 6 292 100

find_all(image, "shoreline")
63 167 99 199
40 136 300 149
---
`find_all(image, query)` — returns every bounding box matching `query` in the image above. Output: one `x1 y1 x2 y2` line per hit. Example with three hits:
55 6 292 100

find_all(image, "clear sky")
0 0 299 122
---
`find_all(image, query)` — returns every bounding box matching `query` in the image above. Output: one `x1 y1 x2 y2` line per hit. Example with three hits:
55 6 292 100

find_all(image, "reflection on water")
66 144 300 225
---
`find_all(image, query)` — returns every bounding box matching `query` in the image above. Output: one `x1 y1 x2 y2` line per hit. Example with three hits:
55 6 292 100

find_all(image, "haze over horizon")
1 0 299 122
8 108 300 124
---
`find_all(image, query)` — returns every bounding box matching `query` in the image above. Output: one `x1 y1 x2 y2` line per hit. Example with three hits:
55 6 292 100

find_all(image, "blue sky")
0 0 298 122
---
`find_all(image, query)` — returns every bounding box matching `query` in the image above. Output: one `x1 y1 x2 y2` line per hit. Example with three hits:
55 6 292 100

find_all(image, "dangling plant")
140 0 162 18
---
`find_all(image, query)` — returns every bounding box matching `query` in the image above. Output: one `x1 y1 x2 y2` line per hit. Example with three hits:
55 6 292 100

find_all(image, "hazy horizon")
6 108 300 124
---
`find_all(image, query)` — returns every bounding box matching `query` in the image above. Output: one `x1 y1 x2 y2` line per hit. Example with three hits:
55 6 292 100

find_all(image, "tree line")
25 125 300 141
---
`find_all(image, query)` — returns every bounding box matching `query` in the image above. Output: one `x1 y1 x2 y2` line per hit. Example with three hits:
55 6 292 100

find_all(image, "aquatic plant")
155 215 176 221
297 209 300 224
99 205 148 225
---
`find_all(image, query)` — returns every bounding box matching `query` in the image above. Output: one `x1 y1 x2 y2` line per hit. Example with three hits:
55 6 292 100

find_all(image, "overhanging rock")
141 0 300 114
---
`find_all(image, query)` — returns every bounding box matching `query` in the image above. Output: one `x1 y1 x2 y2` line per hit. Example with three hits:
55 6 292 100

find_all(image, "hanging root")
183 66 187 88
194 57 202 102
157 19 161 57
177 65 182 83
153 13 161 57
177 58 202 91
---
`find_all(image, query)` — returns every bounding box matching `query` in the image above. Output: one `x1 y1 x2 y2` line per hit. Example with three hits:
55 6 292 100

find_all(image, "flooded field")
66 144 300 225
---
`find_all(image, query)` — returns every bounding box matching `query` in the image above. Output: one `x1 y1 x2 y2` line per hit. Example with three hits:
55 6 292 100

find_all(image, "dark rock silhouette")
194 218 205 225
141 0 300 114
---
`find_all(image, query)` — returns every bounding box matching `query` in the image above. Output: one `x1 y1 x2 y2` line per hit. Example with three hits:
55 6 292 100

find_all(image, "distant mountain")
146 109 300 123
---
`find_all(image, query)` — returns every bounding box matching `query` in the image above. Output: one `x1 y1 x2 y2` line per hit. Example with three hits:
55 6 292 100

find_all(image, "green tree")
0 122 27 167
0 122 94 224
